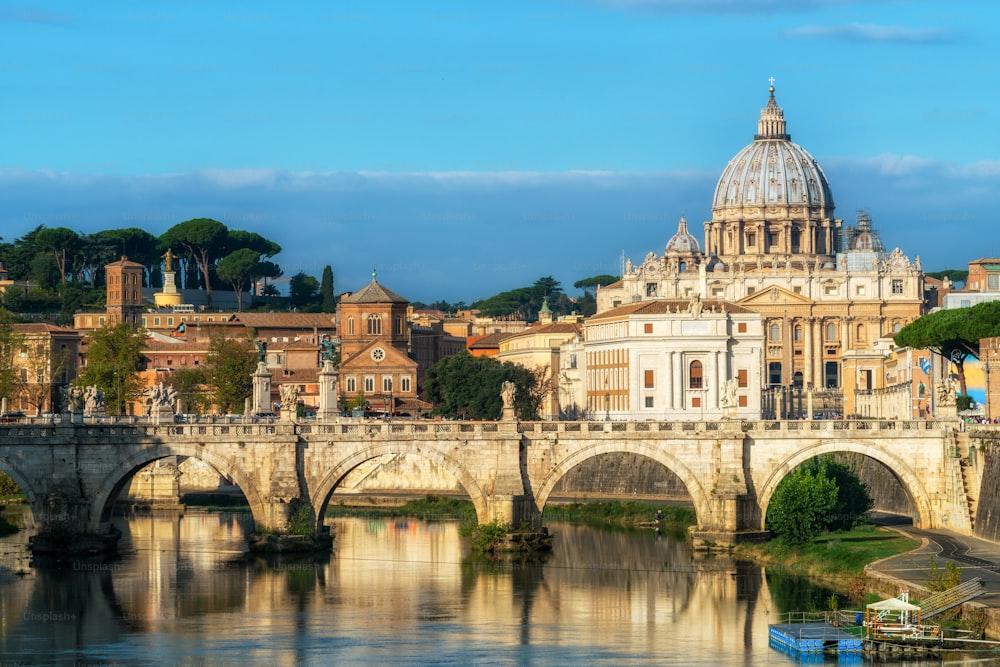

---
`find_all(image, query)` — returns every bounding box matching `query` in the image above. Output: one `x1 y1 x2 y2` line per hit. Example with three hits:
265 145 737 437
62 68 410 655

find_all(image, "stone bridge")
0 417 975 550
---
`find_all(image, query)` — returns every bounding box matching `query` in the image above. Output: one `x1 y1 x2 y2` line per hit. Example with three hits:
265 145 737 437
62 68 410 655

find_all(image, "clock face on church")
370 347 386 362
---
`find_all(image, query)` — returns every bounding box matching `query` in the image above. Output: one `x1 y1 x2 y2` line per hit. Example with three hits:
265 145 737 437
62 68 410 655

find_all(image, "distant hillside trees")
0 219 283 315
472 276 574 321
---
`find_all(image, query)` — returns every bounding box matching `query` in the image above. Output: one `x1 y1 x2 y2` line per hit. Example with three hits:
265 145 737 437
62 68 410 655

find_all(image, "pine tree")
320 265 336 312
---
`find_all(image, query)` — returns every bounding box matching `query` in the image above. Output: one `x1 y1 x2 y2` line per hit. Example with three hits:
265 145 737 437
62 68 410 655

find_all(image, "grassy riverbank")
542 501 694 532
325 494 476 521
735 525 920 598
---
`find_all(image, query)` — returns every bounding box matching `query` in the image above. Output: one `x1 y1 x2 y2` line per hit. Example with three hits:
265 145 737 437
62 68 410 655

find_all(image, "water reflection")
0 511 953 665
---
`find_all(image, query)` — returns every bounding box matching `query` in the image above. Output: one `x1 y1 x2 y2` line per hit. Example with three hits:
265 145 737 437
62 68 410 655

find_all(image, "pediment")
738 285 814 307
340 341 417 370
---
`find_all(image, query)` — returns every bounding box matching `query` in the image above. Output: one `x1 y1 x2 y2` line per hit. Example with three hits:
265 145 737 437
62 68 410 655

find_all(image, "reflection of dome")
711 86 834 216
665 216 701 255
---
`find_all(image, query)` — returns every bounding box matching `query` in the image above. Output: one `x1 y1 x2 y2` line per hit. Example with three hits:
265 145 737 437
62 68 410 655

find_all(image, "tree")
289 272 320 310
574 273 620 316
34 227 81 285
894 301 1000 397
75 323 146 415
169 367 209 414
320 265 336 312
90 228 162 286
0 309 24 405
160 218 229 306
800 456 873 530
423 352 543 420
766 466 838 545
18 337 70 416
216 248 261 311
204 332 256 413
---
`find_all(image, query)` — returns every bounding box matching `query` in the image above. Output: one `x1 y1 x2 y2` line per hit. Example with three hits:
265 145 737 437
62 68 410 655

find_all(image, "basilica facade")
586 85 927 419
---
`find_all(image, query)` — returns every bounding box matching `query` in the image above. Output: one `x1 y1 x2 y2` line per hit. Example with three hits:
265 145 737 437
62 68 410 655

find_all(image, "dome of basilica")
665 216 701 255
711 86 834 217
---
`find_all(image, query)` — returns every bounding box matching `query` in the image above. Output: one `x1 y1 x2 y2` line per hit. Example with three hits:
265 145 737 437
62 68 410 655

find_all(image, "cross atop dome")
755 79 789 141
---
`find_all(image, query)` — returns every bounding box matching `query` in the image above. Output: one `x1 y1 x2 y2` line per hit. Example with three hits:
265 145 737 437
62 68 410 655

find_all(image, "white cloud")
783 22 957 43
2 163 998 299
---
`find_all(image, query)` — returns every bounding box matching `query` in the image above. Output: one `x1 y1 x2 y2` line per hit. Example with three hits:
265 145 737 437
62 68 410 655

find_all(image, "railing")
0 416 954 442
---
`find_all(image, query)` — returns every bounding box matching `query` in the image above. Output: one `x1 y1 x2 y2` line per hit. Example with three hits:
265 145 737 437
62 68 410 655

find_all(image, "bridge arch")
312 443 490 526
755 440 933 530
0 458 38 529
89 444 269 532
533 441 713 529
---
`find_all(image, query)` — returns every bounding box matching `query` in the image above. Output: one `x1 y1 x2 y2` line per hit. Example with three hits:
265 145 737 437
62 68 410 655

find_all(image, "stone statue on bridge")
147 383 177 412
501 381 517 420
279 383 300 411
61 385 85 413
83 385 105 415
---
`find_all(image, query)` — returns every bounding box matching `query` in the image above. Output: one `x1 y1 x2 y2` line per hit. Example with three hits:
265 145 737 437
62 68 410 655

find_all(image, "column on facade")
664 351 674 410
841 317 851 352
672 351 683 410
707 351 718 410
715 350 726 410
804 317 814 388
813 319 824 389
784 315 794 386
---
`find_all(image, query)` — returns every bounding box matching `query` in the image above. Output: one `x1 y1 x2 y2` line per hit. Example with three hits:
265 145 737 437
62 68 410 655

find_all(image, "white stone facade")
564 299 763 421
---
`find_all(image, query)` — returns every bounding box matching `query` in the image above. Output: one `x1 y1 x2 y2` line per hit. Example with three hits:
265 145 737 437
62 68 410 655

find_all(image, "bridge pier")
30 492 121 560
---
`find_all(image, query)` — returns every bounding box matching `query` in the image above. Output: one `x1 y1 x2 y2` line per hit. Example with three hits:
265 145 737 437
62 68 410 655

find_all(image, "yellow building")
497 320 582 420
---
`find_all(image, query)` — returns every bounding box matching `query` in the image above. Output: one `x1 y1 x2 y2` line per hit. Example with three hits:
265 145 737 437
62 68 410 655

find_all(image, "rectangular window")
644 370 654 389
747 287 755 296
643 323 653 334
892 279 904 294
738 395 748 408
856 285 865 296
383 377 393 392
793 286 802 294
346 377 357 393
154 317 161 326
644 396 654 408
401 376 411 392
824 285 836 296
711 287 723 297
364 376 375 393
990 274 1000 291
737 322 747 333
738 369 748 388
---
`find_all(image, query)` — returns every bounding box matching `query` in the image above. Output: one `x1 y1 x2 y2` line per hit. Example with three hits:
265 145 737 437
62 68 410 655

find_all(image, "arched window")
347 317 355 336
679 261 687 273
367 314 382 335
794 325 802 342
826 322 836 341
689 360 703 389
856 323 865 343
769 323 781 341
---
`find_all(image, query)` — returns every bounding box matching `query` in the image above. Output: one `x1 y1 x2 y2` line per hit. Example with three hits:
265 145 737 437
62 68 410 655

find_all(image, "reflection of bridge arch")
0 458 37 529
755 440 933 530
533 442 711 528
312 443 489 526
89 444 268 532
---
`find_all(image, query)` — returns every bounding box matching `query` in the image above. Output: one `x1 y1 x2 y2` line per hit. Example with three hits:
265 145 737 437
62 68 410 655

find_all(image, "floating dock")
768 622 863 654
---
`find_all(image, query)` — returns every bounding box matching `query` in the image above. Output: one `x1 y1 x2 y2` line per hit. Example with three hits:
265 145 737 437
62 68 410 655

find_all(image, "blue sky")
2 0 999 303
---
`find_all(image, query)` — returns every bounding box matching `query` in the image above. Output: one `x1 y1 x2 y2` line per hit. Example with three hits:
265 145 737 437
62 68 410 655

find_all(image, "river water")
0 509 956 666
